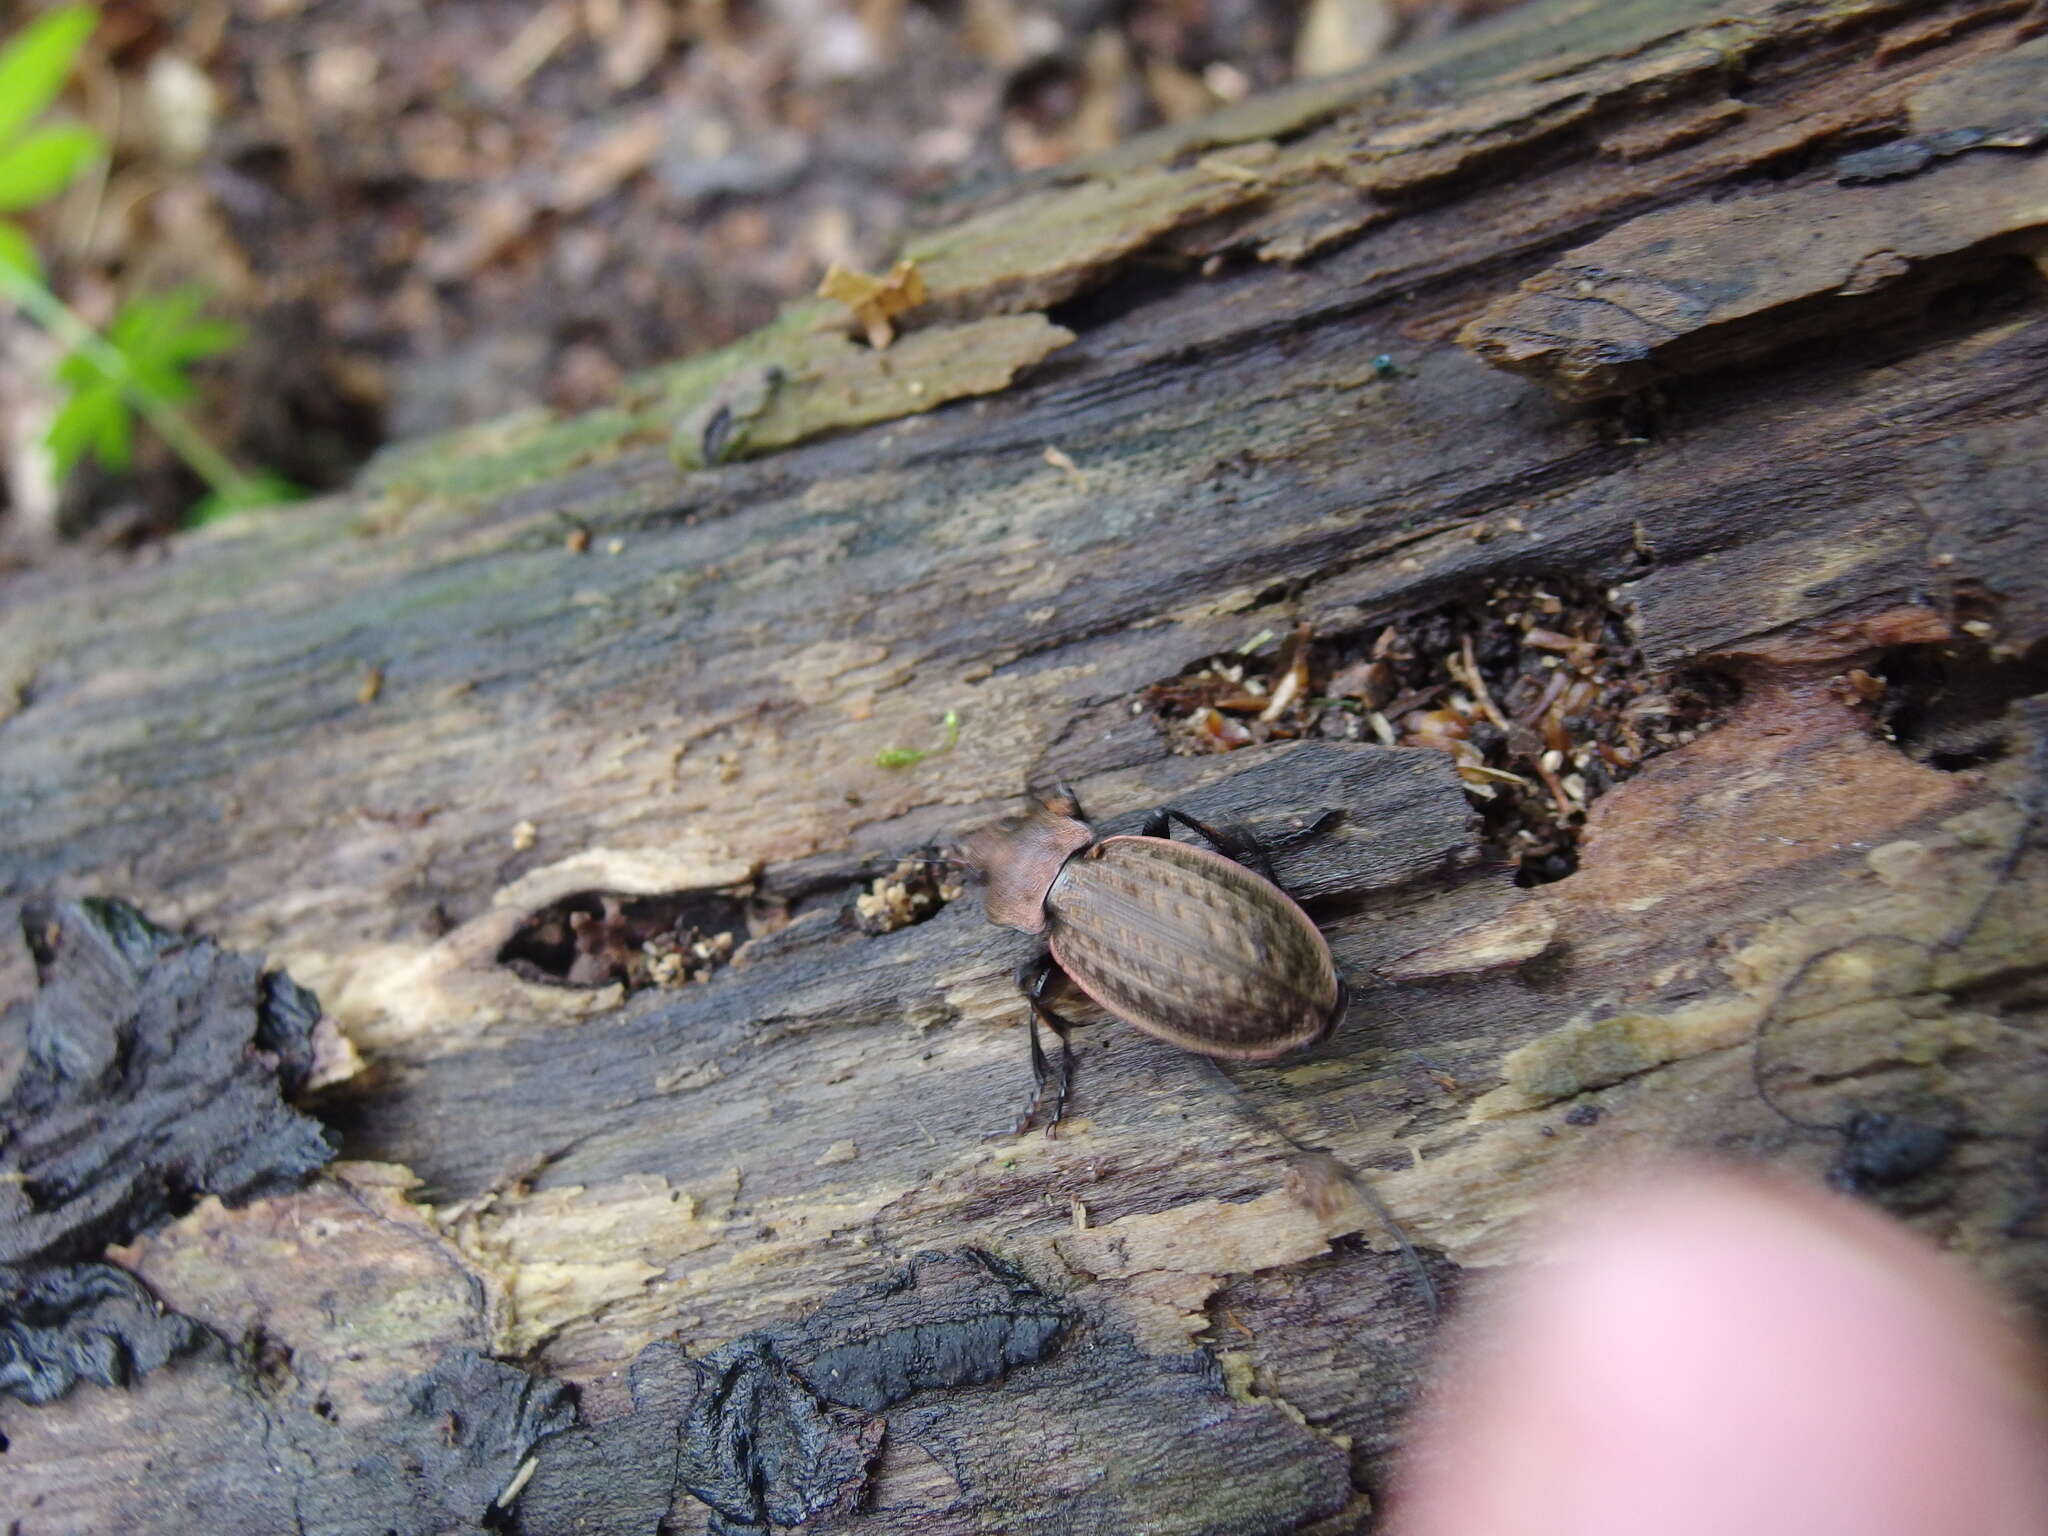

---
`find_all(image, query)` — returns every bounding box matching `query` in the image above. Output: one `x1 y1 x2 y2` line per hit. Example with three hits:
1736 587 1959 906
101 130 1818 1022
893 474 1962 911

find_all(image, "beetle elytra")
963 789 1346 1133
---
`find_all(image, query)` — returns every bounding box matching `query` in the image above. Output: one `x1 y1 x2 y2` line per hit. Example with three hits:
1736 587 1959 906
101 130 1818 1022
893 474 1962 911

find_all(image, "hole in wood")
1139 578 1738 884
498 888 751 990
1867 628 2048 772
853 854 965 935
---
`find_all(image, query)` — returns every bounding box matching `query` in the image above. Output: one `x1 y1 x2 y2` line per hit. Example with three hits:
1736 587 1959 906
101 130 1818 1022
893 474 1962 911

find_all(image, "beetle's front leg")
1011 953 1078 1137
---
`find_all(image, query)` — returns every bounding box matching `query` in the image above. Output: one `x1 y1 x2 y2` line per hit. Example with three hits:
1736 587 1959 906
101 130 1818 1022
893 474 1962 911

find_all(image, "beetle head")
963 800 1094 933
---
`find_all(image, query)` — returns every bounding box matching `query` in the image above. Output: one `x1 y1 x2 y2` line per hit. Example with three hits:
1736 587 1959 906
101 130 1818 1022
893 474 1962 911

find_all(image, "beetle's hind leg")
1009 953 1080 1137
1142 806 1341 885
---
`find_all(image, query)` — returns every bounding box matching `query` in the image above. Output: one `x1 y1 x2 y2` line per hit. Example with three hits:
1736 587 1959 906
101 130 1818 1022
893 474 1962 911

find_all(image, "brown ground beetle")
964 788 1346 1134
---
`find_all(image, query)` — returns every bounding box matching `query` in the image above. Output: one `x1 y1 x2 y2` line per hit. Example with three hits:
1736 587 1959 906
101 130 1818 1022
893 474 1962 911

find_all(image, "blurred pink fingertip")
1391 1167 2048 1536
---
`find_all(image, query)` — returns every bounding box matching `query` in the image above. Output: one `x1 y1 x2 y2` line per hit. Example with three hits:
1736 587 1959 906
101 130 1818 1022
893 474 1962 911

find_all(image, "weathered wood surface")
5 0 2048 1531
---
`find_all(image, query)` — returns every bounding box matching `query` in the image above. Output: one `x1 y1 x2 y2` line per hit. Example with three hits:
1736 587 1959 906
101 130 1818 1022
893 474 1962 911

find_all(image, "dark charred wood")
0 896 333 1279
0 1262 208 1407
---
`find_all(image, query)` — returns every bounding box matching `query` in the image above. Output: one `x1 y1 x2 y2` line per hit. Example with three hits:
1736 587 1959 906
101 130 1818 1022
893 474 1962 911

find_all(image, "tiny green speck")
876 708 964 769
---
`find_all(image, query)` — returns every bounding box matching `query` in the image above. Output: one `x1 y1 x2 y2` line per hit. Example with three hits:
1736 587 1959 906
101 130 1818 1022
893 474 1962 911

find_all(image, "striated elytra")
963 791 1345 1134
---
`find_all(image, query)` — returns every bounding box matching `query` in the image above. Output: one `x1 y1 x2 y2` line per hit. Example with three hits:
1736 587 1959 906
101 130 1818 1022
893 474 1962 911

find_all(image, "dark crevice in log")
1875 636 2048 769
499 889 751 991
1140 578 1739 884
851 858 966 936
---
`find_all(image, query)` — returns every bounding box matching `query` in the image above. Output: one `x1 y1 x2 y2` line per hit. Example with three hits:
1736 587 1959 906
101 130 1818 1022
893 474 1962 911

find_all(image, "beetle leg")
1011 954 1079 1136
1144 806 1342 886
1312 972 1350 1049
1011 955 1052 1133
1033 1002 1078 1138
1027 959 1079 1137
1142 807 1280 880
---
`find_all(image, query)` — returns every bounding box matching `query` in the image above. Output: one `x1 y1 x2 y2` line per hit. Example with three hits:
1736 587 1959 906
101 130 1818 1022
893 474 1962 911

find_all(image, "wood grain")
3 2 2046 1531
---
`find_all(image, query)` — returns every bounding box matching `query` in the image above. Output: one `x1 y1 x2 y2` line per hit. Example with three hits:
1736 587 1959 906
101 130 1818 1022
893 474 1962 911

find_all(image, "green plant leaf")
46 374 128 478
110 285 243 374
44 283 250 489
0 6 97 149
0 122 103 211
0 217 40 279
50 286 244 425
188 471 303 526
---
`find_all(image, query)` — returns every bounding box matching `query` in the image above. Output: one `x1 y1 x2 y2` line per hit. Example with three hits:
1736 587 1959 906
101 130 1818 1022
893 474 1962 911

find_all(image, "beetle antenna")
1193 1056 1441 1318
1325 1156 1443 1318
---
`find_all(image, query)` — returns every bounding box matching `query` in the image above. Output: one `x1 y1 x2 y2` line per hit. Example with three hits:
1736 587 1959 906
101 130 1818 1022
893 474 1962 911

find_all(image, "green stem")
0 262 249 496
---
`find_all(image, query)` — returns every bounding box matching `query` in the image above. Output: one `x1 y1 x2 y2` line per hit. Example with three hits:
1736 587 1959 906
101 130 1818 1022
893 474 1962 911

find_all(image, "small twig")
1751 717 2045 1136
1456 633 1514 734
1516 666 1570 727
1529 752 1577 822
1748 934 1929 1134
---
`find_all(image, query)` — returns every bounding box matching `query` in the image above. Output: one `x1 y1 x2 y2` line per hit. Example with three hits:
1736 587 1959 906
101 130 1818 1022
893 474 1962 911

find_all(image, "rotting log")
5 1 2048 1531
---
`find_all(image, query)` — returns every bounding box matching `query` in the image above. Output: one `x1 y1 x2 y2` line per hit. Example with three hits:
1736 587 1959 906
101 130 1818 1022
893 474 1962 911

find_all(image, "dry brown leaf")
817 259 927 348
